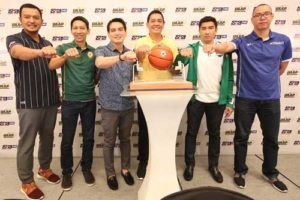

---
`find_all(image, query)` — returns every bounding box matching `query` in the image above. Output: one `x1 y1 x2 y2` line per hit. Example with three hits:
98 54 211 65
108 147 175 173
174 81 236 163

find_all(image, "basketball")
148 45 173 70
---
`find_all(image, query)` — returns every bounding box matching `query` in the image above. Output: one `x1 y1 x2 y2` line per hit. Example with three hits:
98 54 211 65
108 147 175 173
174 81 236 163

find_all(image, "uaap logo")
73 8 85 14
275 6 287 12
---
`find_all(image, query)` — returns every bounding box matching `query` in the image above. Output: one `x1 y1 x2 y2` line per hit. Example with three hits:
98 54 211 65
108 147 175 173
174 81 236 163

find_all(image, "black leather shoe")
183 165 194 181
107 176 118 190
121 171 134 185
209 167 223 183
61 174 72 191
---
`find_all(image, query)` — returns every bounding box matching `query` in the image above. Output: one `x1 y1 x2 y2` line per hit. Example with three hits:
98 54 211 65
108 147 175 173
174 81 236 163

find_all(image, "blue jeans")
234 97 280 178
185 100 225 168
60 100 96 175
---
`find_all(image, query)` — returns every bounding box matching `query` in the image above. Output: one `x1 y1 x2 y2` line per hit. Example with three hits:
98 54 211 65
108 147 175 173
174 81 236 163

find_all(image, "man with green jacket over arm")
175 16 234 183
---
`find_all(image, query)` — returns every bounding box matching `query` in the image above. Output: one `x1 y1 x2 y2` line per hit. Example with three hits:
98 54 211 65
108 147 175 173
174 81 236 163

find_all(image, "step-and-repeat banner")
0 0 299 157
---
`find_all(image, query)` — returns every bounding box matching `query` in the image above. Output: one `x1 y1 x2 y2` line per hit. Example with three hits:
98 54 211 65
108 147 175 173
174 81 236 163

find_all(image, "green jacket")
174 41 234 108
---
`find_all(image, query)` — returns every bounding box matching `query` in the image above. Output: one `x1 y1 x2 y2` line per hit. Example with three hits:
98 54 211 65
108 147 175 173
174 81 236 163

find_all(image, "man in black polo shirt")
6 3 60 200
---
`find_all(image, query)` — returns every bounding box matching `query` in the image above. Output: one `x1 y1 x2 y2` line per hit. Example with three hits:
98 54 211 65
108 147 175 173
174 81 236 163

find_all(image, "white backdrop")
0 0 299 157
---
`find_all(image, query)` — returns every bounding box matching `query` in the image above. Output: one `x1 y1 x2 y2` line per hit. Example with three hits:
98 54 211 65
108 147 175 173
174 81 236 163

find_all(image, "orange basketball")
148 45 173 70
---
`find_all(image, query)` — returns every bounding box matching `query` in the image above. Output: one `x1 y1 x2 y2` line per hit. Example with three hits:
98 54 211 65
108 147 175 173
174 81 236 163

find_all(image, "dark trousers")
137 102 149 165
60 100 96 175
185 100 225 168
101 108 134 177
234 97 280 178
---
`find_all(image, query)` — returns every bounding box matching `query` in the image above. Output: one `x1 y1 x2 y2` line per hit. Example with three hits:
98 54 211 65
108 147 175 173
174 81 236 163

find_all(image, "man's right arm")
203 42 236 54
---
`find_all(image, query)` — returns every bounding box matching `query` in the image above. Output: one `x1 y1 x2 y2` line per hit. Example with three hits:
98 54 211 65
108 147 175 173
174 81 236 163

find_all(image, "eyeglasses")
252 12 273 18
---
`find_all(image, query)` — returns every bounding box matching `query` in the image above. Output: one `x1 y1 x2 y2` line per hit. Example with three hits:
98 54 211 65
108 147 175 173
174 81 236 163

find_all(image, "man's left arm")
279 61 289 75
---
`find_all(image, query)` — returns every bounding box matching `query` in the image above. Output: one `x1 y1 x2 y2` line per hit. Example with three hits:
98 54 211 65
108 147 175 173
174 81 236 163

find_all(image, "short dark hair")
252 4 272 15
147 10 165 23
199 16 217 29
71 16 89 29
19 3 42 18
107 18 127 32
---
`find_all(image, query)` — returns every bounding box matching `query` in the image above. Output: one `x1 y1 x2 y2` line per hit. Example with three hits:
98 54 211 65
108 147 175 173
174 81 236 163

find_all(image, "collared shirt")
233 31 292 100
95 42 134 111
196 41 223 103
6 29 60 109
56 41 96 101
135 34 178 80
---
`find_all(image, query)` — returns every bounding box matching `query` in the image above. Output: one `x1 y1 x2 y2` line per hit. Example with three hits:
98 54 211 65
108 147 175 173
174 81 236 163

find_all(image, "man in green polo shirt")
49 16 97 191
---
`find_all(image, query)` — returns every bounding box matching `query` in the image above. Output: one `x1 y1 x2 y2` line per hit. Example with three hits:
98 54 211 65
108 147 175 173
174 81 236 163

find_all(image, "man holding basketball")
134 9 178 179
204 4 292 192
175 16 234 183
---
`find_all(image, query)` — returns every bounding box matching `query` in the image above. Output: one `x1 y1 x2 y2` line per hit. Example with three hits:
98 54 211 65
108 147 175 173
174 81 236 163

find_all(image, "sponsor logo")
217 20 226 26
212 7 229 12
52 36 69 41
291 58 300 62
231 20 248 25
95 35 107 41
193 7 205 12
0 74 10 79
95 120 102 125
298 130 300 134
98 132 104 137
250 130 257 134
132 21 144 27
192 35 200 40
52 22 64 28
42 22 47 26
222 141 233 146
0 109 11 114
3 133 14 138
131 131 138 136
0 22 5 27
215 34 227 39
175 7 187 12
280 117 291 123
153 8 166 13
274 20 286 25
284 92 296 98
177 131 183 136
131 8 148 13
11 22 22 28
235 6 247 12
281 129 292 134
190 20 199 26
0 96 13 101
50 8 67 14
224 118 234 123
73 8 85 14
275 6 287 12
131 35 145 40
96 143 104 148
0 121 15 126
175 35 186 40
247 141 253 145
196 142 201 146
292 19 300 25
294 140 300 145
225 130 235 135
95 8 106 13
297 118 300 122
8 9 19 14
112 8 125 13
288 81 299 85
2 145 17 149
287 70 298 75
232 34 244 40
297 6 300 11
0 60 7 66
284 106 295 111
172 20 184 26
278 140 288 145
